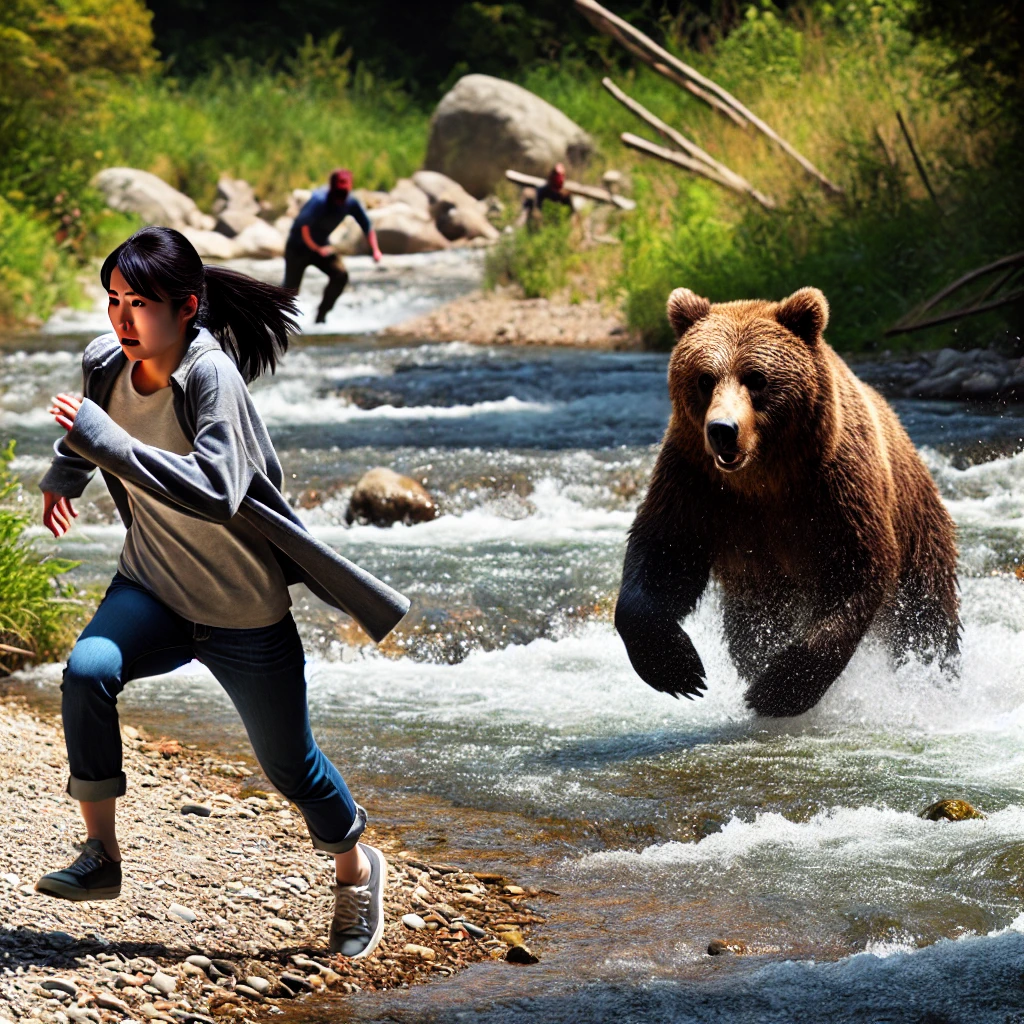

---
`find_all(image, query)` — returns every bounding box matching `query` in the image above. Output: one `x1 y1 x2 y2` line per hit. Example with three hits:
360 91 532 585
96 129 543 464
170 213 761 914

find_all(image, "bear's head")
665 286 830 482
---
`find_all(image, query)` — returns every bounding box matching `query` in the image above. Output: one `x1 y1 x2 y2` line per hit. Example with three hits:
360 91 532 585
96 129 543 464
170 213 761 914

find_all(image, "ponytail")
101 226 299 383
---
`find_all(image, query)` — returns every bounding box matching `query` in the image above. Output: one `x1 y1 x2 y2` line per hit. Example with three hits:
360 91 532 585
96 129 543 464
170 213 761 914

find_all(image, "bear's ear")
666 288 711 338
775 287 829 345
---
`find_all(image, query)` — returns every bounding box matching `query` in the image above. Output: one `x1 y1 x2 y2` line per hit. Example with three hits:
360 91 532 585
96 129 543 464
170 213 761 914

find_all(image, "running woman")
284 168 382 324
35 226 409 959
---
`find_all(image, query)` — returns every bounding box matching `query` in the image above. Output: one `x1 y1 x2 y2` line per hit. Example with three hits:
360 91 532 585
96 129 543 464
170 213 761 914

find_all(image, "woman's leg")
197 614 365 863
61 575 193 853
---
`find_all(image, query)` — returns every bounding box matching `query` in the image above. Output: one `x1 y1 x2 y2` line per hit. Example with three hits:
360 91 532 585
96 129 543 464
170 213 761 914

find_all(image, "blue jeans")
60 572 365 853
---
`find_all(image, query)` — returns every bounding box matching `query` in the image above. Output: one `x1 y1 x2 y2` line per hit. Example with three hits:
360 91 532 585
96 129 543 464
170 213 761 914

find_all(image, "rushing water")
3 263 1024 1022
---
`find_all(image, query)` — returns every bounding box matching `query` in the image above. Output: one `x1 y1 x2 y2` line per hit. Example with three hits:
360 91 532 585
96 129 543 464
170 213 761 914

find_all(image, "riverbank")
0 696 545 1024
382 288 639 349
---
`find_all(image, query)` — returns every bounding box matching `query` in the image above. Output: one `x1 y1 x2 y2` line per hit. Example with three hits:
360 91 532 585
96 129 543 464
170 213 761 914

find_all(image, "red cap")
550 163 566 189
329 168 353 192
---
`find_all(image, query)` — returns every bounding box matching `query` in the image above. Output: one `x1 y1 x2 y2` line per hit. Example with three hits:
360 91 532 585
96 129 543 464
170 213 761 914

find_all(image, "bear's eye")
697 373 715 396
744 371 768 393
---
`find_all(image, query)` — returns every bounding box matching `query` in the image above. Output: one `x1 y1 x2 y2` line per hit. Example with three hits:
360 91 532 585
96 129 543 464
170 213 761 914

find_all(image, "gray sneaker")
329 843 387 958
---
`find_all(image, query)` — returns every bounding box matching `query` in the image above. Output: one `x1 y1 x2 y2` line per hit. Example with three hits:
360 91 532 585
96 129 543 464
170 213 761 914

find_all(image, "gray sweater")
39 330 409 642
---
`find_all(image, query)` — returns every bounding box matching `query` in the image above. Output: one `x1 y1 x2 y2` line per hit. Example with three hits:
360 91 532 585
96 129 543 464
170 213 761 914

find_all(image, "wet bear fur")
615 287 959 717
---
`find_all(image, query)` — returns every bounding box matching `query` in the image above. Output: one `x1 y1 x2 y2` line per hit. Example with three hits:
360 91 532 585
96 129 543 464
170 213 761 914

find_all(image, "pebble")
282 875 309 892
403 943 437 961
707 938 749 956
279 973 313 993
40 980 78 998
234 984 263 1001
184 955 212 971
167 903 196 924
402 913 428 930
504 885 525 895
150 972 176 995
460 920 486 938
0 873 19 887
94 994 130 1013
180 804 211 817
244 977 270 996
267 917 294 936
210 960 238 977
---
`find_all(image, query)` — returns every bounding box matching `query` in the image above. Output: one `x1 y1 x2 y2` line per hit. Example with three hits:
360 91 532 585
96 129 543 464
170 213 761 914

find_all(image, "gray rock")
460 920 486 938
40 980 77 998
215 208 260 238
180 804 211 817
401 913 427 930
91 167 215 232
424 75 594 198
244 976 270 996
150 971 176 995
932 348 963 375
167 903 196 924
184 955 212 972
412 170 498 243
960 371 1003 398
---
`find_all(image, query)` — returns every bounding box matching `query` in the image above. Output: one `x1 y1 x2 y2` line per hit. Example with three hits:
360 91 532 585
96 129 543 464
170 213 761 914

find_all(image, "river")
2 253 1023 1022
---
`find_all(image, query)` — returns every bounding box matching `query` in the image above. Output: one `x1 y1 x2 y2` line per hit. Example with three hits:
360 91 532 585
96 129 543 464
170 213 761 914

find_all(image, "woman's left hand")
48 393 82 432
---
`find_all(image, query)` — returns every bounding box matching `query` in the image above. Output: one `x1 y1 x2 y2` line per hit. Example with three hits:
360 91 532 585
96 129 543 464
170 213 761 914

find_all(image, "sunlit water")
3 275 1024 1022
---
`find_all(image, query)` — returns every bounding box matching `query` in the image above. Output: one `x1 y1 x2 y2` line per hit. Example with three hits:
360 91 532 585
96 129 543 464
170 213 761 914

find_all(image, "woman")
36 226 408 959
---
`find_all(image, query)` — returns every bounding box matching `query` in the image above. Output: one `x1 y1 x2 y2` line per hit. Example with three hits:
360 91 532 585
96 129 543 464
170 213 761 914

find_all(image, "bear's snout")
707 419 739 454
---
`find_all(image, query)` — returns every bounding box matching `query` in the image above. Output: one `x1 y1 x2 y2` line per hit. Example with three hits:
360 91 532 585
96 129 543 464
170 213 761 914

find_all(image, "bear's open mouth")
714 451 745 471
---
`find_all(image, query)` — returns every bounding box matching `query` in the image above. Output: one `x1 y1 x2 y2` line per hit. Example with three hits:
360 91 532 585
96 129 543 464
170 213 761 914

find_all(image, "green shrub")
0 441 80 673
484 206 576 299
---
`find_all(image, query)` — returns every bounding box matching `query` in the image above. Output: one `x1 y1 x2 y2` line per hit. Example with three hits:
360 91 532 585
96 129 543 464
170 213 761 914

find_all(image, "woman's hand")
48 393 82 431
43 492 78 538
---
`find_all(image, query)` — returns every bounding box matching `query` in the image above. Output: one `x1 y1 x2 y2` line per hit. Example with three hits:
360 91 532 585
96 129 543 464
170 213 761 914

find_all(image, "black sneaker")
35 839 122 901
328 843 387 958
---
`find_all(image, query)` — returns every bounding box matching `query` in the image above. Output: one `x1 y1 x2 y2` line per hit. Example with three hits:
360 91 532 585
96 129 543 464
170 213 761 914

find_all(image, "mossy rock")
919 799 986 822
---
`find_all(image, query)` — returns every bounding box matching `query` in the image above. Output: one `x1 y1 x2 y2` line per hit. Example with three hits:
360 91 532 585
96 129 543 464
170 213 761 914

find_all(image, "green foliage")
485 206 576 299
0 442 80 673
0 198 81 327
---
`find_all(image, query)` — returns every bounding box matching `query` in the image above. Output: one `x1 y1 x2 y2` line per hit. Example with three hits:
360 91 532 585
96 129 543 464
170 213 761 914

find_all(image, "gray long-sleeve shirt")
40 329 409 642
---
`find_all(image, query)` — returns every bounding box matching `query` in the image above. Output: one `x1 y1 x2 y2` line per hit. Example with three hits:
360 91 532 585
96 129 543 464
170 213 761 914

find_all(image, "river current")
3 253 1023 1022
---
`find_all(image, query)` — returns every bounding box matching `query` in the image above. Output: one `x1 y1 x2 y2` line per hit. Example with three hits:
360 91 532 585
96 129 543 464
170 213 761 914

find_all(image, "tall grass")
0 443 80 674
514 5 1021 351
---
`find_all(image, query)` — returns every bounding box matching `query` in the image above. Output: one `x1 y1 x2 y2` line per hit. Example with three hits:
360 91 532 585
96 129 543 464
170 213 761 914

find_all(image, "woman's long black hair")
100 226 299 382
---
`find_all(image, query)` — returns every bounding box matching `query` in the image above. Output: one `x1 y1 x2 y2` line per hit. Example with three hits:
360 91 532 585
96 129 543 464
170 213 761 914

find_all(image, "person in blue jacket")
284 169 382 323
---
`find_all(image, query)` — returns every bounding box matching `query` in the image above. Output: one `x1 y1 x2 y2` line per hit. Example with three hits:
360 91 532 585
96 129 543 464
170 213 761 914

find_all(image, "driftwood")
575 0 841 194
620 133 743 192
886 252 1024 335
602 78 776 209
504 169 637 211
896 110 942 212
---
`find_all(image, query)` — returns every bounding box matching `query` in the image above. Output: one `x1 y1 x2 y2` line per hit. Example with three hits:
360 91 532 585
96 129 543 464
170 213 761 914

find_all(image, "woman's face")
106 266 197 361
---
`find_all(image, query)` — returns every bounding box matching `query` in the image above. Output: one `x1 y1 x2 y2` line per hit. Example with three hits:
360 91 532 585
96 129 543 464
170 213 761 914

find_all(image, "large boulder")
345 468 439 527
389 178 432 216
180 228 238 260
92 167 215 232
423 75 593 198
411 170 498 242
230 220 285 259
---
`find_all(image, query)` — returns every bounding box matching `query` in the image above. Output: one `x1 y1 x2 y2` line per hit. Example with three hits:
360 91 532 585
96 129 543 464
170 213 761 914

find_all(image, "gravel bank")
0 697 545 1023
383 289 640 349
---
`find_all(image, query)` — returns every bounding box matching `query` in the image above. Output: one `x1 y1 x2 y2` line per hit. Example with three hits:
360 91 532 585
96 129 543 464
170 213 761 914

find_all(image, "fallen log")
575 0 841 194
620 132 741 192
602 78 775 210
886 251 1024 335
504 169 636 211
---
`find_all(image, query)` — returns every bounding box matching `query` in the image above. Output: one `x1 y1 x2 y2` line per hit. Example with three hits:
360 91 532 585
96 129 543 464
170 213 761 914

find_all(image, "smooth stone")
461 920 486 938
504 885 525 895
184 955 211 971
402 913 427 931
167 904 196 924
244 977 270 996
210 959 238 977
402 943 436 961
41 979 78 998
708 938 749 956
920 798 986 821
268 917 294 936
94 994 130 1013
234 985 263 1001
150 971 176 995
279 973 314 993
180 804 211 817
504 943 539 964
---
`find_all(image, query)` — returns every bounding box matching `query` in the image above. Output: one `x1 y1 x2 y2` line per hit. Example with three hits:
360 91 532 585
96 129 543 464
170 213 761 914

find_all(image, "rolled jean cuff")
66 772 127 801
305 803 366 854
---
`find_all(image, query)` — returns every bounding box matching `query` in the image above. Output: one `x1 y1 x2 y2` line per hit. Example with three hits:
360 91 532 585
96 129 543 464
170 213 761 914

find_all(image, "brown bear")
615 286 959 716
